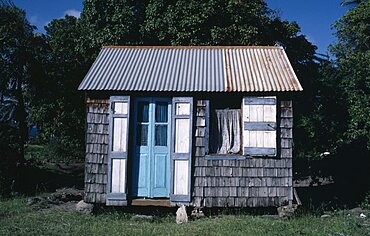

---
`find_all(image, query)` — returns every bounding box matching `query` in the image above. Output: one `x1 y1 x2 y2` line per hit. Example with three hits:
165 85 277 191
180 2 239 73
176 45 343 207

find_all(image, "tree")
331 1 370 147
293 1 369 161
142 0 317 55
143 0 272 45
78 0 146 60
0 0 39 195
0 1 35 161
29 16 87 161
329 1 370 198
78 0 317 70
293 1 370 201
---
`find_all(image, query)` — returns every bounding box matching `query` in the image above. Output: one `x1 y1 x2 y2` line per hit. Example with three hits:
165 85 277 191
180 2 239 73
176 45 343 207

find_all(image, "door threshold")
131 198 171 207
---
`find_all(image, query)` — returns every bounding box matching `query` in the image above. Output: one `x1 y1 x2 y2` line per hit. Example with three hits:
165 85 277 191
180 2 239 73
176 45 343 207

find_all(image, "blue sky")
13 0 350 56
266 0 349 55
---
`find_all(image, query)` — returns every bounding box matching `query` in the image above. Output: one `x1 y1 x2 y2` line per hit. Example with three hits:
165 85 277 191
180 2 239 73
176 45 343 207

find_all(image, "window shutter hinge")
267 123 276 130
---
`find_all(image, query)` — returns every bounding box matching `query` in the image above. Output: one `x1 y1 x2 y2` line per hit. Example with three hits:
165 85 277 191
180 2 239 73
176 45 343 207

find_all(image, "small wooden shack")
78 46 302 208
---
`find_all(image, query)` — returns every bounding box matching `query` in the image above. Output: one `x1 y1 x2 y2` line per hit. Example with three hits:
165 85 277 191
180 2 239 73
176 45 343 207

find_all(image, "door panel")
136 153 149 196
132 98 171 198
132 100 150 197
153 154 167 187
151 100 170 197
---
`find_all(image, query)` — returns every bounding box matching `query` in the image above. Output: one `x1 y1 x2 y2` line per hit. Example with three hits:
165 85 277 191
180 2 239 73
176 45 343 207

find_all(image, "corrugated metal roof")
78 46 303 92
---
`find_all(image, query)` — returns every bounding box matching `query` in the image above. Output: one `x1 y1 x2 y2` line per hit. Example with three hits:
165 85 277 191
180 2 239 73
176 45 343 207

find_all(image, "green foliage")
294 1 370 161
294 61 347 160
361 191 370 209
25 141 84 164
143 0 271 45
78 0 317 68
142 0 318 64
28 16 86 161
0 0 39 196
291 1 370 204
0 1 34 150
24 145 44 160
78 0 144 59
44 140 83 163
330 1 370 148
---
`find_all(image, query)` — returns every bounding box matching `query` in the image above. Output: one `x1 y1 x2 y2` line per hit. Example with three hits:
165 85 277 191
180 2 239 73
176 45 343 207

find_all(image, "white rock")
321 214 331 219
176 205 188 224
76 200 94 214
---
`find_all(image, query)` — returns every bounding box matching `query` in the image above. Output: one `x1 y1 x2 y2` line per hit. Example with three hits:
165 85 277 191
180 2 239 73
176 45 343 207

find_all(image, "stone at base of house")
277 204 298 218
76 200 94 214
176 205 188 224
191 208 205 218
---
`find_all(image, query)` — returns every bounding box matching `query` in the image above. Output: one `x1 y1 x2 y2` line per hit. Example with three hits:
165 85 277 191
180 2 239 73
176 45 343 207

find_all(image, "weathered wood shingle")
191 99 294 207
84 98 109 204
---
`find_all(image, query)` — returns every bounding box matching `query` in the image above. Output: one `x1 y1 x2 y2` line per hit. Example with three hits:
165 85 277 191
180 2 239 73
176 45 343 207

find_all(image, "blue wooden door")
132 98 171 198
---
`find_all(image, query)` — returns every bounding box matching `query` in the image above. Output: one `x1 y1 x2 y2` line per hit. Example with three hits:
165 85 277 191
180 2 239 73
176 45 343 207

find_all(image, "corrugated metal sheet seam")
78 46 303 92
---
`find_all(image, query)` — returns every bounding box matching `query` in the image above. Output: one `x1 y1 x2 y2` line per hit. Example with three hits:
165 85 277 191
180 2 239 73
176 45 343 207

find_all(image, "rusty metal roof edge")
83 89 300 94
280 48 304 91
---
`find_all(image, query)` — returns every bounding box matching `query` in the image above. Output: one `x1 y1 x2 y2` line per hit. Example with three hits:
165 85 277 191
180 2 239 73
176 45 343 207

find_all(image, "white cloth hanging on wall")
211 109 241 154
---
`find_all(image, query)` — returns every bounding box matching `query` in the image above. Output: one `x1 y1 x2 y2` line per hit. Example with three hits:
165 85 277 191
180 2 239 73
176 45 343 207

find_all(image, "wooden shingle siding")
192 99 293 208
84 98 109 203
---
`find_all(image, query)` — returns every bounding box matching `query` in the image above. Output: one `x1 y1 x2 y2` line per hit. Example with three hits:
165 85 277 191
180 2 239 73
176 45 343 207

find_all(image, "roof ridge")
102 45 284 50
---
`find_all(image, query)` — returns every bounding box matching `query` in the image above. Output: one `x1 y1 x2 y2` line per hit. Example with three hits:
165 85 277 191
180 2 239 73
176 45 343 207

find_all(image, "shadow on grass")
15 162 84 196
294 138 370 211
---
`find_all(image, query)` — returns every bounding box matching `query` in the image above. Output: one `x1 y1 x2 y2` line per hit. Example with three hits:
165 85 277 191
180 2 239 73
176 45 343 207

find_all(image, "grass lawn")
1 198 369 236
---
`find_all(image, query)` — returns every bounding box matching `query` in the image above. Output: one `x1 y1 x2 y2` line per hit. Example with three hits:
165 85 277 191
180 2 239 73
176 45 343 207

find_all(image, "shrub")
38 139 84 163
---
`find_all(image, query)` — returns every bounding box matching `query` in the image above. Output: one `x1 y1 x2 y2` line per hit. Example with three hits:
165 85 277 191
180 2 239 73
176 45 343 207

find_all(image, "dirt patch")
40 201 79 213
49 188 83 202
27 187 84 213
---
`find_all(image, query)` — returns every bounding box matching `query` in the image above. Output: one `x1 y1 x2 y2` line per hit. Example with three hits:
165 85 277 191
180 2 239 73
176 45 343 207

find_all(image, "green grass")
0 198 369 236
24 145 45 161
25 143 84 164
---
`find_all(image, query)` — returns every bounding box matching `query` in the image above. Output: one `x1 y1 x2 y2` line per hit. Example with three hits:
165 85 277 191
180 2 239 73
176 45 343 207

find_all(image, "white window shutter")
242 96 277 156
170 97 193 203
107 96 130 206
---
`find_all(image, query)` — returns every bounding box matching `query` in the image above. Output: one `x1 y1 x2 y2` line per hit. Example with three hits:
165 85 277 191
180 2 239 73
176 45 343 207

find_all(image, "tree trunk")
16 77 27 164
